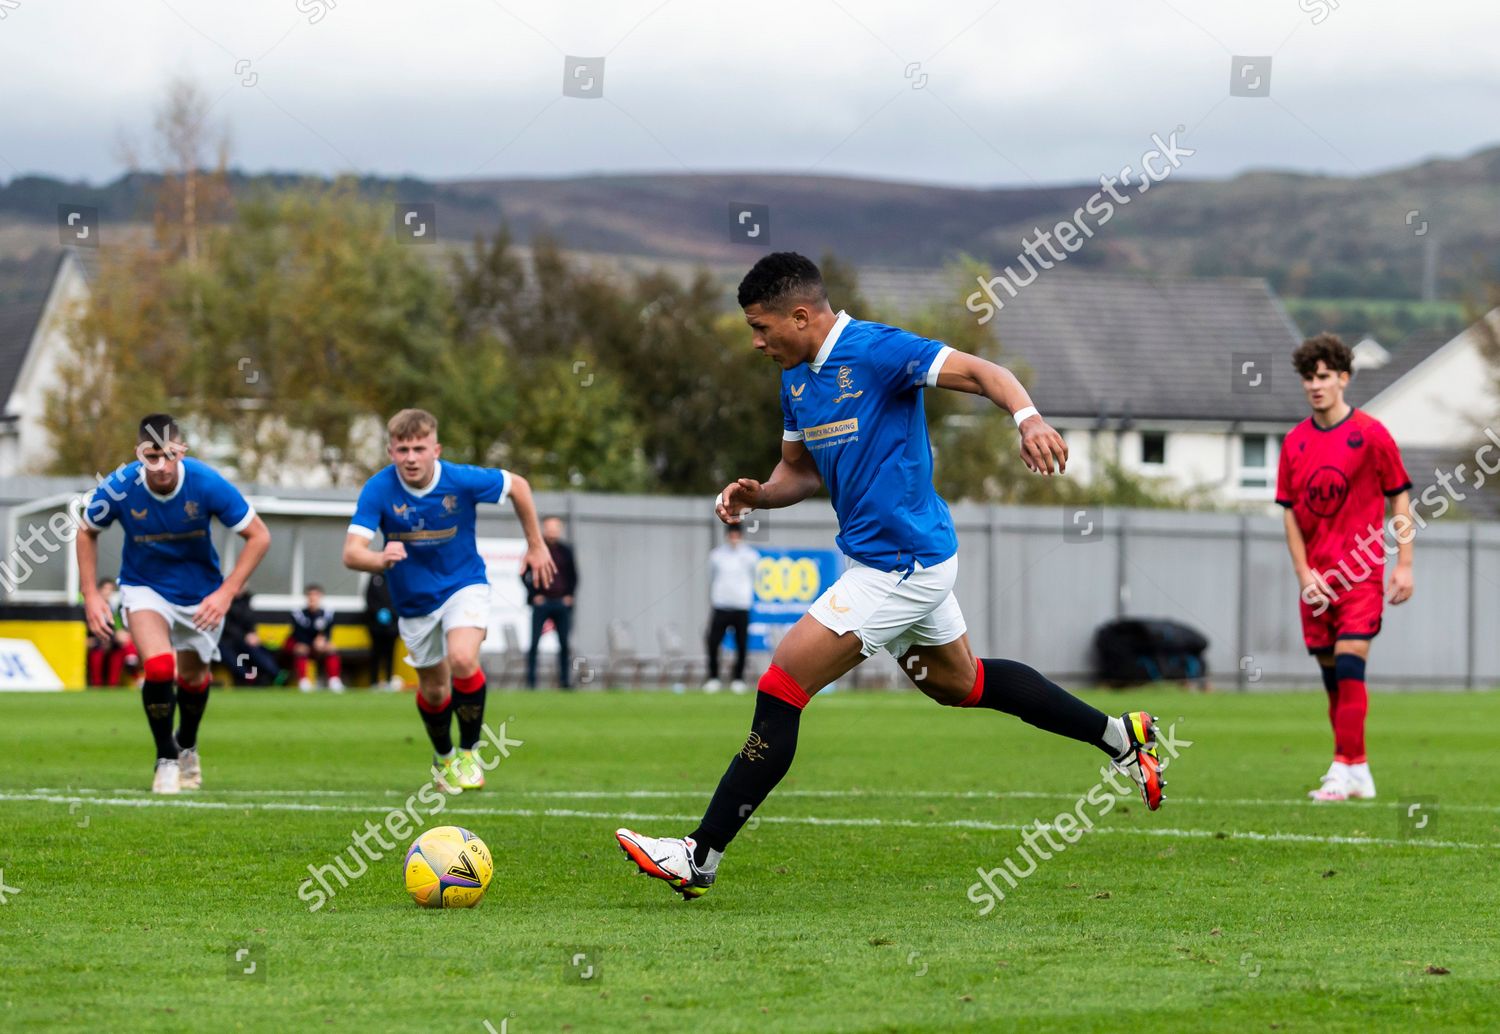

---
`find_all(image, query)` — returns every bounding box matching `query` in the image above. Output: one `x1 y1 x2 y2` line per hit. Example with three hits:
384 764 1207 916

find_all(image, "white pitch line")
2 792 1494 852
25 785 1500 815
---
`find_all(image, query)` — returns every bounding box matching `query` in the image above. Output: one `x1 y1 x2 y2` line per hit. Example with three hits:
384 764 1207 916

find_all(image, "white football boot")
1310 761 1351 801
616 829 715 900
152 758 181 795
730 679 748 694
702 678 723 694
327 677 345 693
177 746 202 790
1344 762 1377 799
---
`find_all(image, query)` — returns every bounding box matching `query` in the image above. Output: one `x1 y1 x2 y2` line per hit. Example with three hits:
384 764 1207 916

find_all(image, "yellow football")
404 826 493 908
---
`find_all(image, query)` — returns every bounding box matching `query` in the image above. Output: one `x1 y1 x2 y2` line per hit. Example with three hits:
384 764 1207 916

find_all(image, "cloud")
0 0 1495 186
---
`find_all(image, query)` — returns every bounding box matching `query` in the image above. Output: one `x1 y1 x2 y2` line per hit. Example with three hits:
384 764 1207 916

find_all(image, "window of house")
1240 434 1273 488
1141 431 1167 466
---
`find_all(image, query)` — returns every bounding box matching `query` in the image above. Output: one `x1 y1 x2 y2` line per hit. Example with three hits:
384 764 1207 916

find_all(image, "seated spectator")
221 589 281 687
290 584 344 692
85 577 139 687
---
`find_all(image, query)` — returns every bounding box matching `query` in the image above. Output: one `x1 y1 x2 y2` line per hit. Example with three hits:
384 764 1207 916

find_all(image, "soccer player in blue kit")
76 415 272 794
618 253 1165 899
343 409 555 794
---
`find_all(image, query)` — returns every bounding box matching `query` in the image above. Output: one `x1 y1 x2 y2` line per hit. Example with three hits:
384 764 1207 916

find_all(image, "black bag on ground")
1092 618 1209 686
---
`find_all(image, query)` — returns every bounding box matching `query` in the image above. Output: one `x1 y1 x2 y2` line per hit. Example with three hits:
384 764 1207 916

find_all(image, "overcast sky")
1 0 1496 188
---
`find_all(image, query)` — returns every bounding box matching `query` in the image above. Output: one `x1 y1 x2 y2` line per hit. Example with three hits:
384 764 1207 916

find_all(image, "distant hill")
3 146 1498 300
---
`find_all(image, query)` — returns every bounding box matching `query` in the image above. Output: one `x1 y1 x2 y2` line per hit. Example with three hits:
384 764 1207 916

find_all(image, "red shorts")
1300 579 1383 654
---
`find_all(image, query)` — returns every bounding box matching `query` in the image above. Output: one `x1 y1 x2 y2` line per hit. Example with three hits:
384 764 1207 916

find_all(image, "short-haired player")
77 414 272 793
1279 334 1414 801
617 253 1166 899
343 409 555 793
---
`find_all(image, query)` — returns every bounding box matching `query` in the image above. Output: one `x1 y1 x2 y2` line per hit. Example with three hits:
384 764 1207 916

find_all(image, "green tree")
180 181 451 483
44 78 227 475
43 245 179 475
450 225 782 494
499 353 652 491
444 226 651 488
588 269 781 493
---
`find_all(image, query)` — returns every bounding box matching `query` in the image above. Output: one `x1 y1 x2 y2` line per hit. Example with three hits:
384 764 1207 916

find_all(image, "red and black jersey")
1276 408 1411 574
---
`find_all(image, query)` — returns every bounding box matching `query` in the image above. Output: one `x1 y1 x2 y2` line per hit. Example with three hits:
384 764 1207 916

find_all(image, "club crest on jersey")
442 494 459 514
130 507 148 520
1347 428 1364 449
183 500 201 519
833 366 863 404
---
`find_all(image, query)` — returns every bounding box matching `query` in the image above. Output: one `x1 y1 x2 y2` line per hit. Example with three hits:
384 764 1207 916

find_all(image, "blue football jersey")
780 313 958 572
82 457 255 606
348 461 510 617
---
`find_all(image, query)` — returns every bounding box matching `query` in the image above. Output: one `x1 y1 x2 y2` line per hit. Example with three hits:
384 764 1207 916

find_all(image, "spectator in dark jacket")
222 590 280 687
365 572 401 690
523 515 579 689
290 585 343 693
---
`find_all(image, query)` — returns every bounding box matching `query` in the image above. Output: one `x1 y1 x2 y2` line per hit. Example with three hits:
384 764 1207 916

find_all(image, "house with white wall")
861 268 1309 506
1356 311 1500 519
0 249 92 475
1359 311 1500 448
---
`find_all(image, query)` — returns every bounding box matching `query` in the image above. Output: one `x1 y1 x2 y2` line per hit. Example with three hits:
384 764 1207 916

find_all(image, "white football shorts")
398 582 492 670
118 583 223 663
807 554 967 659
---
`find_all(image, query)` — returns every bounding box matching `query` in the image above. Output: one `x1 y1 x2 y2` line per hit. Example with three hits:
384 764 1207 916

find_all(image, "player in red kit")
1277 334 1414 802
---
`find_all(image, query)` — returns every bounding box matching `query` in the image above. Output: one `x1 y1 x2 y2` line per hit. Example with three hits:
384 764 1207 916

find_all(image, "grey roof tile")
862 268 1307 422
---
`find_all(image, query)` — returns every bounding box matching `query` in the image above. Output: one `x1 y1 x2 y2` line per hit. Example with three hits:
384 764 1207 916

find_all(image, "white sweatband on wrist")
1012 406 1039 427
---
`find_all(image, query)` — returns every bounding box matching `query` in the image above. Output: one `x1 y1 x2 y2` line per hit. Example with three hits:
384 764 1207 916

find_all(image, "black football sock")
452 672 487 750
142 679 179 760
174 676 211 750
417 693 454 756
975 658 1117 757
689 691 803 865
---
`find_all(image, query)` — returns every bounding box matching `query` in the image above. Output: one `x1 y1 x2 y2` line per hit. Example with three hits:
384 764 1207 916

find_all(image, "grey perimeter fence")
3 475 1496 690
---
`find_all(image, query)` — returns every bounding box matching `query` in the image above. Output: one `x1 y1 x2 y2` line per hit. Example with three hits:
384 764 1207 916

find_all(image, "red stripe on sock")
175 674 212 693
956 659 985 708
758 664 809 710
143 653 175 682
452 671 486 694
416 693 451 714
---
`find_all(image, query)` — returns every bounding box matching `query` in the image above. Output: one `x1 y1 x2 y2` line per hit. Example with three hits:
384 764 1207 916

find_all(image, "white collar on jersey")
808 310 851 374
399 459 443 498
141 460 187 503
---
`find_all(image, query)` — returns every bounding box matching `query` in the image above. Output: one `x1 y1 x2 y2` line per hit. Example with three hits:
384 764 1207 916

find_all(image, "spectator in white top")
704 525 759 693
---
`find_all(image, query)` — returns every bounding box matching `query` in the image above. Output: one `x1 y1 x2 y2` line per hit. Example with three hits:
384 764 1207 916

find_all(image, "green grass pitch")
1 687 1496 1032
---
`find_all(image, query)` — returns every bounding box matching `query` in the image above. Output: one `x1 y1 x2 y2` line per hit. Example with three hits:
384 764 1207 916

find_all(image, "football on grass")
404 826 493 908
